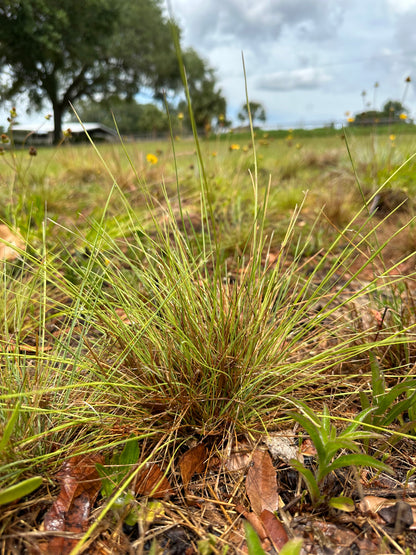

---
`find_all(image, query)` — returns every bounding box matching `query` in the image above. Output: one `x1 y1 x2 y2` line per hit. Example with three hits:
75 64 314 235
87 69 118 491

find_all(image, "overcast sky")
169 0 416 128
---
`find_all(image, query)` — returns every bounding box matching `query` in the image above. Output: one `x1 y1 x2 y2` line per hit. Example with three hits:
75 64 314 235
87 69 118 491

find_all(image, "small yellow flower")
229 143 240 151
63 128 72 138
178 112 184 120
211 151 217 157
345 111 350 117
389 134 396 141
242 145 249 152
296 143 302 149
399 113 407 120
218 114 225 122
1 134 10 144
45 114 52 120
146 153 158 165
9 107 17 119
347 117 355 123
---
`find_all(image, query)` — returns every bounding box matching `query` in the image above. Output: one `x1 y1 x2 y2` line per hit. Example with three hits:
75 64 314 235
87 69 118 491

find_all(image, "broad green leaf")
278 538 304 555
321 404 331 437
289 399 322 427
289 459 321 504
288 412 325 463
325 453 392 476
359 391 371 411
370 351 385 398
343 407 375 433
119 436 140 466
328 495 355 512
244 521 266 555
0 402 21 453
0 476 42 506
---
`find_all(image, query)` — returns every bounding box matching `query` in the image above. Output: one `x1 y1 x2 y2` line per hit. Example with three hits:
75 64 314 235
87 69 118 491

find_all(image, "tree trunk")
52 103 64 145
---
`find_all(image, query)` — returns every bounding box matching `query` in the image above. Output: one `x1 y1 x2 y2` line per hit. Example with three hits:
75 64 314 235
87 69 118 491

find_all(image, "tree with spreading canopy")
177 48 228 134
0 0 181 143
238 101 266 127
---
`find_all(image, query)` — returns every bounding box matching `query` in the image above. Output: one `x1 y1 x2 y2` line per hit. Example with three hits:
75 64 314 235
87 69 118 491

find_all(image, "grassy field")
1 124 416 553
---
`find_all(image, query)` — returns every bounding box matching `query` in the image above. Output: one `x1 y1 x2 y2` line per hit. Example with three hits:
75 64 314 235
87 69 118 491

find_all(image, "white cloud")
257 68 332 91
171 0 344 48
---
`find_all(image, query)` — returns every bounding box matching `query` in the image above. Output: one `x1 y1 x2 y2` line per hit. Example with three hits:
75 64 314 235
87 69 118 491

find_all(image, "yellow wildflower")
389 134 396 141
399 113 407 120
146 153 158 165
178 112 184 120
63 128 72 138
9 107 17 119
229 143 240 151
347 117 355 123
211 151 217 157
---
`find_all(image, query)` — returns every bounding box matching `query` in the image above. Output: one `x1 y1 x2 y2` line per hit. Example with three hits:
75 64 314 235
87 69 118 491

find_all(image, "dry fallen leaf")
41 453 103 555
260 509 289 552
246 450 279 516
179 443 208 489
0 225 25 261
135 464 173 498
235 504 267 540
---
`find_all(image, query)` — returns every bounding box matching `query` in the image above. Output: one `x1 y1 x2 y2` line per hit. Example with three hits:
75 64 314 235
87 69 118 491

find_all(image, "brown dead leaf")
246 450 279 516
0 225 25 261
135 464 173 498
41 453 103 554
235 504 267 540
301 437 317 457
179 443 208 489
260 509 289 552
359 495 390 515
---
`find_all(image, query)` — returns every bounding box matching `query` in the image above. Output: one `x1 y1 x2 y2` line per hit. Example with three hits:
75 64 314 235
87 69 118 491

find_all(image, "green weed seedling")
0 402 42 505
288 399 392 507
96 436 140 526
360 352 416 430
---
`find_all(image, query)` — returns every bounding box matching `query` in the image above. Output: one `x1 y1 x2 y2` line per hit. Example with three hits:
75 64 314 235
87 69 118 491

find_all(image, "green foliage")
238 101 266 127
244 522 303 555
244 522 266 555
351 99 410 126
96 436 140 525
178 48 228 132
0 476 42 506
288 400 392 506
359 352 416 429
0 0 179 143
0 403 42 505
76 98 170 136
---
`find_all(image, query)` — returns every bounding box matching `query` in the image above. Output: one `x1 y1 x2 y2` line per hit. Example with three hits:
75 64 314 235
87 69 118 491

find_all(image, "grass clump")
1 111 416 551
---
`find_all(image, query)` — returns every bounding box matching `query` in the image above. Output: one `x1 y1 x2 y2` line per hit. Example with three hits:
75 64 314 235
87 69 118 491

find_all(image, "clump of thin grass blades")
2 105 416 552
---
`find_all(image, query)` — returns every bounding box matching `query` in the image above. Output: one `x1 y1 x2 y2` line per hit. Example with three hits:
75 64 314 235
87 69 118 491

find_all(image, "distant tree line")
350 100 412 126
